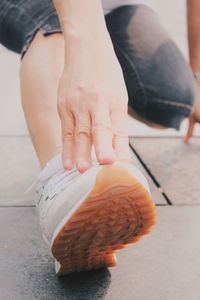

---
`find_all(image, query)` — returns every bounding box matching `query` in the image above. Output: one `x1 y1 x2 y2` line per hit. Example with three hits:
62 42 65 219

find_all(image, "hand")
183 82 200 142
57 34 131 173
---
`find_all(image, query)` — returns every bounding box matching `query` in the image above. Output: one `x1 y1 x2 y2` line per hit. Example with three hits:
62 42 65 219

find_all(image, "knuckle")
75 126 92 139
62 128 74 140
78 84 99 96
76 86 105 105
58 93 79 110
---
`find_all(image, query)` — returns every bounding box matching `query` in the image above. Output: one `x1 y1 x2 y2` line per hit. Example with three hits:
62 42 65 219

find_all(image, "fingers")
110 108 132 162
183 117 195 142
73 109 93 173
91 105 117 164
60 108 93 173
58 96 130 172
60 110 75 170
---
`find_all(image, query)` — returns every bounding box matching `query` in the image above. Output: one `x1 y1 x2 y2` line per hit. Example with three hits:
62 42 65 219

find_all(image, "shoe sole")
51 163 156 275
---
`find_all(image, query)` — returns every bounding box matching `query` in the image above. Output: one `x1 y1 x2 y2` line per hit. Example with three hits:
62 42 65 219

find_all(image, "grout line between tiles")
0 134 29 138
129 136 200 139
0 205 35 208
129 142 173 206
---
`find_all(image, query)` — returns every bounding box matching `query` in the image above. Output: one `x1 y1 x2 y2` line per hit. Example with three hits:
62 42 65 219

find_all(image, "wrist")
57 0 108 42
63 24 114 63
63 21 110 44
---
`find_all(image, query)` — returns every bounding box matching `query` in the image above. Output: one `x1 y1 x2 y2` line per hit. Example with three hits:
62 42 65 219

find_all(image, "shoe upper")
24 152 151 246
24 153 101 244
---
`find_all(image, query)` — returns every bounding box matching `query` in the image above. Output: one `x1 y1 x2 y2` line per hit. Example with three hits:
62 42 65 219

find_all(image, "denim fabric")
0 0 61 57
105 5 195 129
0 1 195 129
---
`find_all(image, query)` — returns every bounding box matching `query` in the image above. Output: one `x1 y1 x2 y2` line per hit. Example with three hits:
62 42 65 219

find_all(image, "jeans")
0 1 195 129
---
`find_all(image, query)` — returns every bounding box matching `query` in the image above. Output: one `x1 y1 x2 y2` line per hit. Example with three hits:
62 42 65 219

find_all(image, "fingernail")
64 159 74 170
99 153 116 164
77 160 91 172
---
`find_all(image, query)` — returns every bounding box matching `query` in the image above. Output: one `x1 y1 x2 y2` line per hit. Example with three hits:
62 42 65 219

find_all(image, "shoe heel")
52 163 156 276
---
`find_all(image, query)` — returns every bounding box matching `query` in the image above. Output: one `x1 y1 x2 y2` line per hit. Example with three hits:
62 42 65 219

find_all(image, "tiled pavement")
1 206 200 300
0 1 200 299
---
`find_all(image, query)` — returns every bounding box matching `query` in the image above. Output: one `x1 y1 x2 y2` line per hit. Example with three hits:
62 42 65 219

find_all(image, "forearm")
53 0 110 42
187 0 200 72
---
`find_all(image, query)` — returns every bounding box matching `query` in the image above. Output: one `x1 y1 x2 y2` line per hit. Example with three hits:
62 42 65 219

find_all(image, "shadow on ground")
58 269 111 300
0 207 111 300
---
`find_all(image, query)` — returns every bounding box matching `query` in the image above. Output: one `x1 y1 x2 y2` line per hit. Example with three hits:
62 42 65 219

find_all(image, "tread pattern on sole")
51 164 157 275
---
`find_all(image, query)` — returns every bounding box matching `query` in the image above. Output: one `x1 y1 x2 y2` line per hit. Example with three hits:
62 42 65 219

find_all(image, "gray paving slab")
0 207 111 300
0 51 28 136
130 137 200 205
0 136 40 206
127 115 200 137
106 206 200 300
150 0 188 59
129 145 166 205
0 206 199 300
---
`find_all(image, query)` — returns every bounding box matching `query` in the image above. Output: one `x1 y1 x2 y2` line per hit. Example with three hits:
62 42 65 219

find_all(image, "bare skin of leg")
20 31 166 170
20 31 64 169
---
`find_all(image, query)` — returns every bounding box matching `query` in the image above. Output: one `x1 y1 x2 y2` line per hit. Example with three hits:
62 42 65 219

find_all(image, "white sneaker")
25 152 156 276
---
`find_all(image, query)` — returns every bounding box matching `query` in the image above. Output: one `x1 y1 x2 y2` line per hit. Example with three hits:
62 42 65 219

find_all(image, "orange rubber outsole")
51 163 157 275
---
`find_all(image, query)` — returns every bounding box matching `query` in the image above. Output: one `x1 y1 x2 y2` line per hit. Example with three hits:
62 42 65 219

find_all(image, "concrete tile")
0 137 40 206
106 206 200 300
128 115 200 138
1 207 199 300
130 137 200 205
0 50 28 136
0 207 111 300
130 145 166 205
150 0 188 59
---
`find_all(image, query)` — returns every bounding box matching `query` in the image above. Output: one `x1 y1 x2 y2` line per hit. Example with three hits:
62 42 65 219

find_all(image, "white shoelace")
24 147 99 196
24 152 64 194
